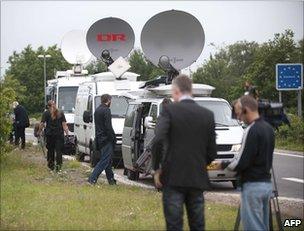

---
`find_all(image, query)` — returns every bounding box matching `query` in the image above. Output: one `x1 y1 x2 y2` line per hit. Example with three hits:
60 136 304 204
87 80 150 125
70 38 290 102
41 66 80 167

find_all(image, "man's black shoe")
87 179 96 185
108 179 117 185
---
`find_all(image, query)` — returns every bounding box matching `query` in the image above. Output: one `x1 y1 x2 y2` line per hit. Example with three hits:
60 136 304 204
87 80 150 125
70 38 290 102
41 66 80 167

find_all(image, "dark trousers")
46 135 63 170
89 142 114 184
162 186 205 231
15 126 25 149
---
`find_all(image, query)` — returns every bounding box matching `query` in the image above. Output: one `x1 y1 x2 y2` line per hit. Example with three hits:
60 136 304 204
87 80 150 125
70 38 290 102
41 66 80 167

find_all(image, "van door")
74 94 87 154
122 102 141 170
84 94 93 154
144 103 158 147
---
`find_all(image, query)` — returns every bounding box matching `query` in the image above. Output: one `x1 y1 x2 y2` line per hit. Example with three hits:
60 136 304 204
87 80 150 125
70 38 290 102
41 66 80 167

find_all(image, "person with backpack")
38 100 69 171
13 101 30 149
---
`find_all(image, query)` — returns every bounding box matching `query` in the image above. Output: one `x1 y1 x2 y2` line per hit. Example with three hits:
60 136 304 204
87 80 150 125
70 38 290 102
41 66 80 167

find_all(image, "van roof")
94 81 144 96
133 97 229 104
92 71 139 82
48 76 92 87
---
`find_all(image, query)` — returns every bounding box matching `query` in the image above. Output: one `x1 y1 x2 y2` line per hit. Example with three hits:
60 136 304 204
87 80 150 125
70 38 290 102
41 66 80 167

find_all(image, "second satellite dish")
141 10 205 70
61 30 92 64
86 17 135 61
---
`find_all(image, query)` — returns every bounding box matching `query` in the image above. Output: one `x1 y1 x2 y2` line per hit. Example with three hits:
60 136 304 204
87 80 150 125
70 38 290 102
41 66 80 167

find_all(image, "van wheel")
126 169 139 181
232 180 238 189
75 144 85 162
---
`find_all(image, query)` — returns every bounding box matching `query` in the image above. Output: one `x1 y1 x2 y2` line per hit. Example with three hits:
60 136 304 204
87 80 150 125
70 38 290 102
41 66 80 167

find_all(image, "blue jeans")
162 186 204 231
241 182 273 231
88 142 114 184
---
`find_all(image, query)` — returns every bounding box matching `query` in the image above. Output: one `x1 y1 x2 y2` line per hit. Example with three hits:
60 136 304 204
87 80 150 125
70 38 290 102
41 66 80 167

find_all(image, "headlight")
231 144 241 152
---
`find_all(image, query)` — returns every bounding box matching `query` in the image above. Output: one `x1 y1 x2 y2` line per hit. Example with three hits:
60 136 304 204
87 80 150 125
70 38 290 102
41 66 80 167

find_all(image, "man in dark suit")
153 75 217 230
88 94 117 185
13 101 29 149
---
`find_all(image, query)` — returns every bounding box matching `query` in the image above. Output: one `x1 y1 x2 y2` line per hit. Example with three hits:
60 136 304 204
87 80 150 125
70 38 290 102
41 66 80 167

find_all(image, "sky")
1 1 303 77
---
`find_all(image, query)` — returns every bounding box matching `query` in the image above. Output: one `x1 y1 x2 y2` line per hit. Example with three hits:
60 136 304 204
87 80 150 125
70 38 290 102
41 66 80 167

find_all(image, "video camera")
231 87 290 129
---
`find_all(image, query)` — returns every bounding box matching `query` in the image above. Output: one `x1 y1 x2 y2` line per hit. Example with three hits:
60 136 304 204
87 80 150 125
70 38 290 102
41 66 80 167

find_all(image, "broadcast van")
74 71 143 166
121 84 244 188
46 69 91 154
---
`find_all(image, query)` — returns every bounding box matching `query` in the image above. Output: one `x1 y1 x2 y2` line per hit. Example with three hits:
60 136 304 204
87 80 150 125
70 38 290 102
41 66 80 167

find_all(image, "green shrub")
276 114 304 151
0 83 16 156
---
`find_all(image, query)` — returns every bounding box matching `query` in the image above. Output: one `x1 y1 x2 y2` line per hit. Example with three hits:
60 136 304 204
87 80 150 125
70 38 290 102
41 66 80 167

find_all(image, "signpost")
276 63 303 117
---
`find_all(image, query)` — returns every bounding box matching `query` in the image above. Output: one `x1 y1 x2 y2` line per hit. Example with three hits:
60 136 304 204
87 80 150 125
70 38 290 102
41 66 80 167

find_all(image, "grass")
275 138 304 153
0 146 302 230
64 159 81 169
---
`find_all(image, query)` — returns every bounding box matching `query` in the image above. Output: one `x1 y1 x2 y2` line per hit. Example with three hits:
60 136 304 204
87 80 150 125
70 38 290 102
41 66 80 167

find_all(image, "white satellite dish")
61 30 92 64
141 10 205 70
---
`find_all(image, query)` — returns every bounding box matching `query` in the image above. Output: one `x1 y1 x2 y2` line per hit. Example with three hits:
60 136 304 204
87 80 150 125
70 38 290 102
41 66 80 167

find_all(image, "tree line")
1 30 303 115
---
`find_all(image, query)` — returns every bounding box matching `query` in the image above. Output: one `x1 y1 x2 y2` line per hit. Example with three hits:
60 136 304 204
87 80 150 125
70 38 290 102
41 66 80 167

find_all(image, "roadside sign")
276 63 303 90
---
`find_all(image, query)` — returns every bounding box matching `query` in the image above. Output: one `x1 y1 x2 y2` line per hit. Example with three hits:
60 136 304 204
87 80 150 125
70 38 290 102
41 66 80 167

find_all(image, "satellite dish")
86 17 135 60
61 30 92 64
141 10 205 70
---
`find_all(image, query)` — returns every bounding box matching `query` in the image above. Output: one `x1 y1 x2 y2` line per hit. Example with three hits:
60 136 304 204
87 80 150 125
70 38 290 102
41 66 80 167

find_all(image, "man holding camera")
221 95 275 230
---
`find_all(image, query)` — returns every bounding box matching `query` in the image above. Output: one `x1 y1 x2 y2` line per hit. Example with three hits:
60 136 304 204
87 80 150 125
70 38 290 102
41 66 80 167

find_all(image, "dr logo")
96 33 126 42
283 219 302 227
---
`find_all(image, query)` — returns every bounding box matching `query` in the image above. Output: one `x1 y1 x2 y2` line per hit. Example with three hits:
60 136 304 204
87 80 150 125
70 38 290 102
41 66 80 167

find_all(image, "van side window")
125 104 136 127
149 104 158 122
87 95 93 114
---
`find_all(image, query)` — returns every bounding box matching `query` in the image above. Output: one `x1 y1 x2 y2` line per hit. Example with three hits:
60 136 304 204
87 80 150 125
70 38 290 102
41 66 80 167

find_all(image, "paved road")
25 128 303 200
272 152 304 199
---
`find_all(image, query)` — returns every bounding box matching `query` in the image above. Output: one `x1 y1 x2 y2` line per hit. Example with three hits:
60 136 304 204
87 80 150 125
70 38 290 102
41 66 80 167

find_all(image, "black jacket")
14 105 29 128
228 117 274 184
153 99 217 190
94 103 116 149
41 110 66 136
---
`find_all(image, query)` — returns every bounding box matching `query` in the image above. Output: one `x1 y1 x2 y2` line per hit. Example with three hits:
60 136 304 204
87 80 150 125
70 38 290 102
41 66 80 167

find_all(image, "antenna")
141 10 205 84
61 30 92 65
86 17 135 66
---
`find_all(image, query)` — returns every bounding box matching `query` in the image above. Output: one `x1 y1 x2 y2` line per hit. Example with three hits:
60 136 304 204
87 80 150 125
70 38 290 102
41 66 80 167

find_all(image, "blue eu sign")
276 63 303 90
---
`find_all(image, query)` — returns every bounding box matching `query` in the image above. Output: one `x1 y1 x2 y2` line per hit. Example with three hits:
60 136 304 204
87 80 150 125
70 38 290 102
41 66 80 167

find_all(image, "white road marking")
275 152 304 158
282 177 304 184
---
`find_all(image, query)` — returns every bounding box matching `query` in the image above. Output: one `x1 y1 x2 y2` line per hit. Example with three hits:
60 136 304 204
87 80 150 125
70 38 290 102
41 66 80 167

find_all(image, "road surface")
25 127 303 200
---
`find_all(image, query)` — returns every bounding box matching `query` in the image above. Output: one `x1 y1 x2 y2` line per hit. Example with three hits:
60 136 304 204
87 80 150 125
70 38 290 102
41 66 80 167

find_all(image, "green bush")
275 114 304 151
0 83 16 155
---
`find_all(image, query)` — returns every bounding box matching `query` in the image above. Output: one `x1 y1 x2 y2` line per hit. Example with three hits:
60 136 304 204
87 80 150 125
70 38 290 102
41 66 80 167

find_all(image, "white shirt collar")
179 95 194 102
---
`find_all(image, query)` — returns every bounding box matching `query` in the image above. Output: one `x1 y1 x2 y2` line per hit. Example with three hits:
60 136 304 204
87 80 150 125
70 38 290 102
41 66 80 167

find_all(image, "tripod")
234 168 284 231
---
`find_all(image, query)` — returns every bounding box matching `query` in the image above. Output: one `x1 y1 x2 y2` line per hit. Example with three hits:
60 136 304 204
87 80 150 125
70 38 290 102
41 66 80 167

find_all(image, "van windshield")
95 96 129 118
58 87 78 113
196 100 239 126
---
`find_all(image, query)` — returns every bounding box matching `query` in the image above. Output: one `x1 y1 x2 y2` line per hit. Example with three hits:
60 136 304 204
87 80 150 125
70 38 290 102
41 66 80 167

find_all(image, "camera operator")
221 95 275 230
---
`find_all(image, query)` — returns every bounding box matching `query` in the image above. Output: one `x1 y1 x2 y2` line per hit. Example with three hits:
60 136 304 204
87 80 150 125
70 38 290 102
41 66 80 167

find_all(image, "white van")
74 71 142 166
46 70 91 154
122 85 244 188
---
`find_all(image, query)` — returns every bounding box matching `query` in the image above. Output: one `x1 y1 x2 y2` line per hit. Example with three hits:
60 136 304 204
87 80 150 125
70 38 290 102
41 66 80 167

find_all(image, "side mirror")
144 116 155 129
83 110 92 123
